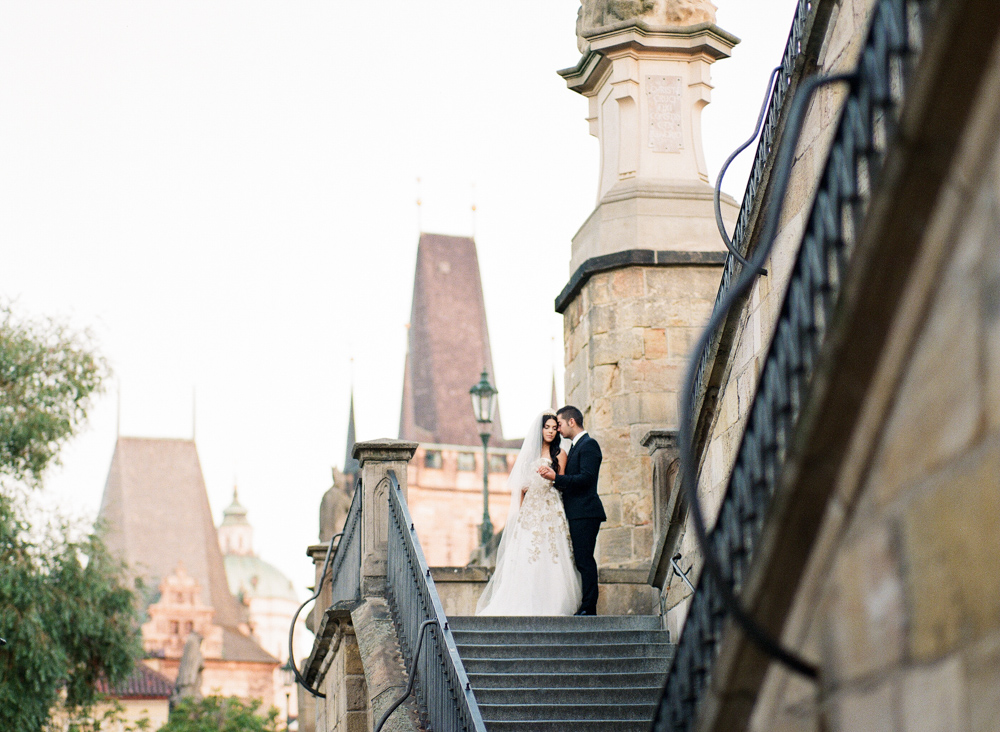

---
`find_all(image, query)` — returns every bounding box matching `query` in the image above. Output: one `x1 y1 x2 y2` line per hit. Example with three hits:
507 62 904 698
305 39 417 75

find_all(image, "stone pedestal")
557 17 738 569
354 439 418 596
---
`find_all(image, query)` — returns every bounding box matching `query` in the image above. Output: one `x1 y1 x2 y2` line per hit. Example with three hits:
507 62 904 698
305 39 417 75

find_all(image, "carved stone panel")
647 75 684 153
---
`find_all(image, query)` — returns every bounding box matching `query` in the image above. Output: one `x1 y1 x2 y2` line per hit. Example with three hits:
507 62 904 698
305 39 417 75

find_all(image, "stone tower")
399 232 506 447
397 232 521 566
217 487 253 557
557 0 738 568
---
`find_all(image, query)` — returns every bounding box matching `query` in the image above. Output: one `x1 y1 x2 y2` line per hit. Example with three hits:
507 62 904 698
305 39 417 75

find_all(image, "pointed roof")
344 393 359 476
398 233 506 447
551 371 559 411
98 437 248 629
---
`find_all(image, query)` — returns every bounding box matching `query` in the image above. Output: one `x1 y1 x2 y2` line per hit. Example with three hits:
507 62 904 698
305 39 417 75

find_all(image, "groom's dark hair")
557 405 584 428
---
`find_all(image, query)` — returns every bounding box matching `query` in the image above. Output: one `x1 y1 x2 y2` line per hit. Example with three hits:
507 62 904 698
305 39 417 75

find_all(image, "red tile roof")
96 663 172 699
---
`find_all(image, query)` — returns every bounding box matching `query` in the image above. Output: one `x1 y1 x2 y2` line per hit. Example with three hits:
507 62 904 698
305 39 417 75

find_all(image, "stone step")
457 642 673 660
452 628 668 646
474 685 662 706
480 702 655 722
449 615 661 631
463 655 672 675
467 671 668 689
483 720 651 731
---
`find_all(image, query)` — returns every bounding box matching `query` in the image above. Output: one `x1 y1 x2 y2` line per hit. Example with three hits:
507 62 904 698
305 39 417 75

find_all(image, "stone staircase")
450 615 673 731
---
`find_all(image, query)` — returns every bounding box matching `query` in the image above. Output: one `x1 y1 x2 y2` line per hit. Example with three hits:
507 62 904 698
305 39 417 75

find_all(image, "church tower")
397 233 520 566
218 487 253 557
399 233 506 446
556 1 738 569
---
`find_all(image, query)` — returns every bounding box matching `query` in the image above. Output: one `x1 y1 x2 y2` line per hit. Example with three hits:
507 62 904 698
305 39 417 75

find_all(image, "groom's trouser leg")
569 518 602 614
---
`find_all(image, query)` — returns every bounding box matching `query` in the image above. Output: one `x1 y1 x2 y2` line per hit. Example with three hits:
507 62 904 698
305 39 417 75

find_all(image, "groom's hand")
538 465 556 480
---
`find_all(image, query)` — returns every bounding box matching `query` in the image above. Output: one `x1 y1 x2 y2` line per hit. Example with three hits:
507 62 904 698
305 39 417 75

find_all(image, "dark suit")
554 433 605 614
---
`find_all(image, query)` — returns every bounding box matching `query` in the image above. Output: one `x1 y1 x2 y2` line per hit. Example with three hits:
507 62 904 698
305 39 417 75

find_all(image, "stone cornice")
554 249 727 314
559 21 739 95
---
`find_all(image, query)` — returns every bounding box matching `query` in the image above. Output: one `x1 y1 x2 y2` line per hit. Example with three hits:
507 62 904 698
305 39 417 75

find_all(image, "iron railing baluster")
652 0 927 728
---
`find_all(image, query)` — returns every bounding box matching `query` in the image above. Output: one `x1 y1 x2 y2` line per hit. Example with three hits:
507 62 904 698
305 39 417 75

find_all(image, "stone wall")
563 263 723 569
661 0 876 637
314 627 366 732
745 22 1000 729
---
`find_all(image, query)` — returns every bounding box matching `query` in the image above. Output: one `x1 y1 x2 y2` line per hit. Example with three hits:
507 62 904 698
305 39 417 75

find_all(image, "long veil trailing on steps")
475 411 582 616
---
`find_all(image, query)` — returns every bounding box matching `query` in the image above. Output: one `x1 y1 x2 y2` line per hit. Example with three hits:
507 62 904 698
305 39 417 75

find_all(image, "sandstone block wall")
661 0 878 638
563 264 721 568
316 629 366 732
749 63 1000 731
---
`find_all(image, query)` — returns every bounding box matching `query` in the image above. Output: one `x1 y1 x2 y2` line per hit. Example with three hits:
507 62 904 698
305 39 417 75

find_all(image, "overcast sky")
1 0 798 595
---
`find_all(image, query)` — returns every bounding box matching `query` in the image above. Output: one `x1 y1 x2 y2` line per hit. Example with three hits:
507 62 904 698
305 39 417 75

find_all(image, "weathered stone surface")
830 678 896 732
596 581 658 615
599 526 634 564
902 657 967 732
611 267 646 299
868 185 986 506
666 326 699 359
576 0 718 52
644 328 669 359
344 711 367 732
350 598 420 732
590 329 645 366
622 490 653 526
633 524 654 561
344 635 363 676
825 521 904 680
902 438 1000 662
966 629 1000 732
344 675 366 711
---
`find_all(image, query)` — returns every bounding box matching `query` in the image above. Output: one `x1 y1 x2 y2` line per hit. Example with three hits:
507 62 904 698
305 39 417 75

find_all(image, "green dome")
223 554 299 604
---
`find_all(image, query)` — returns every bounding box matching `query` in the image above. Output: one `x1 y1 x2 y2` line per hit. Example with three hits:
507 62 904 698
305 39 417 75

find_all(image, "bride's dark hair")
542 413 560 466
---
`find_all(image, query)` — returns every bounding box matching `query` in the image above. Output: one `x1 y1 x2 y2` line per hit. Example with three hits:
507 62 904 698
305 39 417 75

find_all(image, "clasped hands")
537 465 557 481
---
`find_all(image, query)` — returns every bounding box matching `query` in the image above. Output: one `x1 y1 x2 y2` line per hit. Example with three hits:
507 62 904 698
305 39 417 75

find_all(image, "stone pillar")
557 7 738 569
354 439 418 596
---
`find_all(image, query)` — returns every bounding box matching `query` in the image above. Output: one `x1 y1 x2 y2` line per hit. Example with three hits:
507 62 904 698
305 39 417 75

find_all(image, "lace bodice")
517 458 574 565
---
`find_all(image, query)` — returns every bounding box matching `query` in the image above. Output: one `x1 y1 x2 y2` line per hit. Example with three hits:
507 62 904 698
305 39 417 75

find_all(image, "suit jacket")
554 434 607 522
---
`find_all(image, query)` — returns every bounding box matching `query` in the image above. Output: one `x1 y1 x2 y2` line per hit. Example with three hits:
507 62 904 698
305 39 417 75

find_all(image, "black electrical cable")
287 530 344 699
713 66 782 273
373 619 438 732
680 71 856 681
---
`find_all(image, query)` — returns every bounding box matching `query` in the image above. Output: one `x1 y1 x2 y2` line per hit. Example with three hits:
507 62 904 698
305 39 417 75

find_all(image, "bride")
476 412 583 616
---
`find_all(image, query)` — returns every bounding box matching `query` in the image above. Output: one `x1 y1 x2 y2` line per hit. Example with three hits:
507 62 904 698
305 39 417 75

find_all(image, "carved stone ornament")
576 0 719 52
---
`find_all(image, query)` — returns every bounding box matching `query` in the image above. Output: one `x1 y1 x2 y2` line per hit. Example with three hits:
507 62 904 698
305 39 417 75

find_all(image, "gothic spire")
344 391 359 478
398 233 504 446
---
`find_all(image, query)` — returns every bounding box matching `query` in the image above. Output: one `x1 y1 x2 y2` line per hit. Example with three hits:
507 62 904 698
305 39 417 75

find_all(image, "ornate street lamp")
470 370 498 546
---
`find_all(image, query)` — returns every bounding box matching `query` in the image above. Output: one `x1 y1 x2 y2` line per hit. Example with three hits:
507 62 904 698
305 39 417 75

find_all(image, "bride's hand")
520 487 528 505
537 465 556 481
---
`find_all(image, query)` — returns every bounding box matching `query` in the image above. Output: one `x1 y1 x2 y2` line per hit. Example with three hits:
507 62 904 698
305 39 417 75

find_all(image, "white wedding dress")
476 416 583 616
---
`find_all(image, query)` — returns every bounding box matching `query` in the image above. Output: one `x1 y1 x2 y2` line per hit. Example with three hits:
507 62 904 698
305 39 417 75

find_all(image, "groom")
538 405 605 615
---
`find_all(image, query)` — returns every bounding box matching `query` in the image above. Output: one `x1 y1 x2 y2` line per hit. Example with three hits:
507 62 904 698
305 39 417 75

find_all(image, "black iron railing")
385 470 487 732
691 0 814 419
654 0 926 729
327 480 362 611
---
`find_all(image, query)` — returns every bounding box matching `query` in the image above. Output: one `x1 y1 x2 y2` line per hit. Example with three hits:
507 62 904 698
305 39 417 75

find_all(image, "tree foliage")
0 305 143 732
157 696 282 732
0 305 107 487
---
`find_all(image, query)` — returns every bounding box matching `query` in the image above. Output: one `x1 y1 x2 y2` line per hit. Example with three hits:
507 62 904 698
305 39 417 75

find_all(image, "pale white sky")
1 0 798 595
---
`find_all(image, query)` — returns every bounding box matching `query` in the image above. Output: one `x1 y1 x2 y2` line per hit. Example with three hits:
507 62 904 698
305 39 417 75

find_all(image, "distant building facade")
218 489 310 724
98 438 279 712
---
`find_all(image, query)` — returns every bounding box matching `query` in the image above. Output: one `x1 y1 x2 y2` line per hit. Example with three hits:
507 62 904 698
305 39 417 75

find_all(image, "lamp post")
470 370 498 547
280 661 294 731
